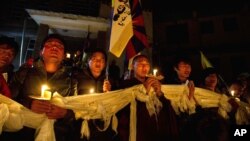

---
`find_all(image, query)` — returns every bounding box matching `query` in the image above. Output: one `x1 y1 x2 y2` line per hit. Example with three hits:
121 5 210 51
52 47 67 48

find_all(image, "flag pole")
105 0 115 80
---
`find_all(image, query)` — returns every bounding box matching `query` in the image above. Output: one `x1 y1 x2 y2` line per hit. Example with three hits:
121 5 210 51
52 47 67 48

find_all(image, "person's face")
175 61 191 79
0 44 15 69
133 57 150 78
205 73 218 88
88 52 106 77
41 38 65 63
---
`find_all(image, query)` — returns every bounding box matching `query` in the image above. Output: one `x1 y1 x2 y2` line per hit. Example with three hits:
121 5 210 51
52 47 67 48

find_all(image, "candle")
41 85 49 98
43 90 52 100
153 69 158 76
89 88 95 93
235 97 240 102
231 90 235 97
66 53 71 59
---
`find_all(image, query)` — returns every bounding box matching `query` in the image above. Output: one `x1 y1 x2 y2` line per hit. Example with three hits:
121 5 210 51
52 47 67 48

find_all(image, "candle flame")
231 90 235 97
66 53 71 59
41 85 49 98
153 69 158 76
89 88 95 93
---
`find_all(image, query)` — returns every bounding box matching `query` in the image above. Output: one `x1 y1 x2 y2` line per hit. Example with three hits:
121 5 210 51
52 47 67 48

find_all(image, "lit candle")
41 85 49 98
153 69 158 76
231 90 235 97
235 97 240 101
66 53 71 59
43 90 52 100
89 88 95 93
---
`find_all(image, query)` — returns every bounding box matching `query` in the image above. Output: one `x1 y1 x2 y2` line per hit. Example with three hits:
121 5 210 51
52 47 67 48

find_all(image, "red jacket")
0 74 11 98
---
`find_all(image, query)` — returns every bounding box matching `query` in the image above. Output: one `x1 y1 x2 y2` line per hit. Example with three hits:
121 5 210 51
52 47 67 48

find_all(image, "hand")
144 77 162 96
31 99 51 114
46 104 67 119
103 79 111 92
152 81 163 97
187 80 195 99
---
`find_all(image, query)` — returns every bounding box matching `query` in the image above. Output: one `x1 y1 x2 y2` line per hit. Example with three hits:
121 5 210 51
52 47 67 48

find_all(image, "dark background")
0 0 250 83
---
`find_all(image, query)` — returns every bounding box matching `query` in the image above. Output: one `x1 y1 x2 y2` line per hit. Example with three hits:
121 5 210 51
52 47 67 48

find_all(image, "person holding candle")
114 54 179 141
7 34 77 141
73 48 113 94
72 48 116 141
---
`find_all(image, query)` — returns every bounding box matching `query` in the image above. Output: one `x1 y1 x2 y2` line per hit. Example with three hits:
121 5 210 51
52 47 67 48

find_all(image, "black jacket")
9 59 77 141
72 67 117 141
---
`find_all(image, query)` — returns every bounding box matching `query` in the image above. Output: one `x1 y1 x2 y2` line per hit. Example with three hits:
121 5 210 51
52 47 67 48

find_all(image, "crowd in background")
0 34 250 141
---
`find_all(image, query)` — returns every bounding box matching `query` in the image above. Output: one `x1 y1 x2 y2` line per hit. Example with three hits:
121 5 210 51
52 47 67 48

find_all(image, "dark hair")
173 53 191 68
200 67 218 85
202 67 217 77
132 54 149 65
0 36 19 56
86 48 107 62
41 34 67 51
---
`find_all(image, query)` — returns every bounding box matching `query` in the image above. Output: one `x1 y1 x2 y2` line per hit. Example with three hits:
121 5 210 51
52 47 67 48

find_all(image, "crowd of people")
0 33 250 141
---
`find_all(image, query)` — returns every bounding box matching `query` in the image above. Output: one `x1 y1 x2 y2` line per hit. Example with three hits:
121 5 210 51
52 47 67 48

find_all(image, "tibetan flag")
126 0 149 60
109 0 133 58
200 51 213 69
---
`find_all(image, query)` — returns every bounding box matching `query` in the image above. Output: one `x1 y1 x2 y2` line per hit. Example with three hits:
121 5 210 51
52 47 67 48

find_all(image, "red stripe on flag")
125 0 149 60
133 30 149 48
126 41 137 59
132 15 145 26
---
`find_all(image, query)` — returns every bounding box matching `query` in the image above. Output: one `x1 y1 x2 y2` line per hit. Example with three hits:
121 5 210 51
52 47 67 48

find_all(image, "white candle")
153 69 158 76
231 90 235 97
66 53 71 59
89 88 95 93
43 90 52 100
41 85 49 98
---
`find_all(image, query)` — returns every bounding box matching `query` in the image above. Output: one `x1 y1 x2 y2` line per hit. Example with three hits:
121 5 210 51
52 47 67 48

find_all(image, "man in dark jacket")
3 34 77 141
73 48 116 141
74 48 112 94
115 54 179 141
0 36 19 98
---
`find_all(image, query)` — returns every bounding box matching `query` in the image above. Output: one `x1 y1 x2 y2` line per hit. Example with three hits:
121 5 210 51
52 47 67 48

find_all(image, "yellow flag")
200 51 213 69
109 0 133 58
